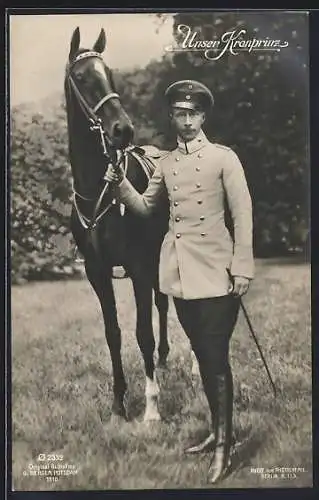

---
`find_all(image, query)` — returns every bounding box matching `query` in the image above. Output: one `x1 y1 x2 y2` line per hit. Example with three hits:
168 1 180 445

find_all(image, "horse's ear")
69 27 80 60
93 28 106 53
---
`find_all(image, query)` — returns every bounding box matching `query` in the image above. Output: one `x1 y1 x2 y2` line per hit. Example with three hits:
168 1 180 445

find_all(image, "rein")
72 152 129 230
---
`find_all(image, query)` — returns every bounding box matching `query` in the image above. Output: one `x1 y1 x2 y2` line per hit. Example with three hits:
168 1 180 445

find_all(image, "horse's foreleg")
154 288 169 369
132 279 161 422
85 262 127 420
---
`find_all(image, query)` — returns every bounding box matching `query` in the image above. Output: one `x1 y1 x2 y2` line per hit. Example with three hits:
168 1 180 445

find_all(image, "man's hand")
229 275 250 297
104 163 124 184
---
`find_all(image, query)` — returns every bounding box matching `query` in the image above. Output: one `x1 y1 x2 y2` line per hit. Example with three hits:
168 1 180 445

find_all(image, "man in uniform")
105 80 254 483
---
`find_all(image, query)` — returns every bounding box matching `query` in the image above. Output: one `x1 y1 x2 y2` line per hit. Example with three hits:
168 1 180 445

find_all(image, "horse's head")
66 27 134 151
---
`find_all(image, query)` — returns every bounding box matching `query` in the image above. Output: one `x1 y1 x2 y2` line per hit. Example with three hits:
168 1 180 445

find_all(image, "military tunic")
116 129 254 300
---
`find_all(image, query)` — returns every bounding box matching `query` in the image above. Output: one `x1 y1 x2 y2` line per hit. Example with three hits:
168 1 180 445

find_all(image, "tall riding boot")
207 371 233 484
185 358 236 455
184 351 216 455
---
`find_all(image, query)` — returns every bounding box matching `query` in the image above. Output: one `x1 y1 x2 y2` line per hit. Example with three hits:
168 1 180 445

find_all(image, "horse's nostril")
112 122 134 147
113 122 122 137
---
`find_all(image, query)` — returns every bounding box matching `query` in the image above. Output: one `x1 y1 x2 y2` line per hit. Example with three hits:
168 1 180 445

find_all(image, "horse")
64 27 170 422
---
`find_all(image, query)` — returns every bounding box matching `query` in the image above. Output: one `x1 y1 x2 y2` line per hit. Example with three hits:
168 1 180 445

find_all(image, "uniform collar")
176 129 208 154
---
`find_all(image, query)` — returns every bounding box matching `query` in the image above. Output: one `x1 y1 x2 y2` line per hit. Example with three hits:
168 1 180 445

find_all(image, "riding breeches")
174 294 240 418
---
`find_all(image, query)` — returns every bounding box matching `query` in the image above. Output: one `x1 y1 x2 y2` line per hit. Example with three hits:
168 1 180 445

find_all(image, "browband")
73 51 103 63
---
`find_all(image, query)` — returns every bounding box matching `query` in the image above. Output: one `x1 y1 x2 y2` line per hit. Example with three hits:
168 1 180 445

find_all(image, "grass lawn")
10 258 312 490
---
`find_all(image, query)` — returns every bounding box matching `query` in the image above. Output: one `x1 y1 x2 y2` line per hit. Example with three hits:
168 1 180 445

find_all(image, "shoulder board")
214 143 232 151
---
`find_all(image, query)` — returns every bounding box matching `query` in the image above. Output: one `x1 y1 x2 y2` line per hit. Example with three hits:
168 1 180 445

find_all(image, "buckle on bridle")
89 117 103 132
88 221 98 230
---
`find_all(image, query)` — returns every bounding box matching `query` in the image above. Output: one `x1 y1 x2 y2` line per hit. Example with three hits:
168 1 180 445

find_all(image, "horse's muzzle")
112 121 134 149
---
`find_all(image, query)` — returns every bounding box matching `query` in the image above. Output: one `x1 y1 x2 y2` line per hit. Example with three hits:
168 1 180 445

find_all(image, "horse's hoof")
157 360 168 370
109 412 127 426
130 417 142 426
143 410 162 423
111 403 127 421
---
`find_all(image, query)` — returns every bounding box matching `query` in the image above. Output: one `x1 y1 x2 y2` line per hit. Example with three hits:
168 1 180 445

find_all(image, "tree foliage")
10 100 77 283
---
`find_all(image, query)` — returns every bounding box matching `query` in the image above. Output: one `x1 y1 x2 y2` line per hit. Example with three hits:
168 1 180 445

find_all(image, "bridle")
65 50 129 231
66 50 120 152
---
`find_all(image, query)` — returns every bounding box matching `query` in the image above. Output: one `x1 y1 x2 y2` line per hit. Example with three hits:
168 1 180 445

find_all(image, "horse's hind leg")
85 261 127 420
132 277 161 422
154 288 169 369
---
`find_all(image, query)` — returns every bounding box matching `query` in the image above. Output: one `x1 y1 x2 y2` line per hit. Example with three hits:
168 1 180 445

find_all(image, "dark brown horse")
64 27 170 422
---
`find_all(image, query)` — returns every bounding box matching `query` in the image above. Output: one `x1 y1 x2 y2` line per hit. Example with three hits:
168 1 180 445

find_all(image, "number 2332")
37 454 64 461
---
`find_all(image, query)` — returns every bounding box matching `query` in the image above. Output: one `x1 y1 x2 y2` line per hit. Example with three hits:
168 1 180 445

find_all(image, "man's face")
170 107 205 142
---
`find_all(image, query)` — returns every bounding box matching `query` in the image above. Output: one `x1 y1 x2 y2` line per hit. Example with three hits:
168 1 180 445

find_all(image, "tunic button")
201 232 206 237
174 201 179 206
175 216 181 222
173 186 178 191
173 171 178 175
175 157 180 162
200 216 205 221
196 183 201 188
176 233 181 239
197 200 203 204
198 153 203 158
196 167 200 171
